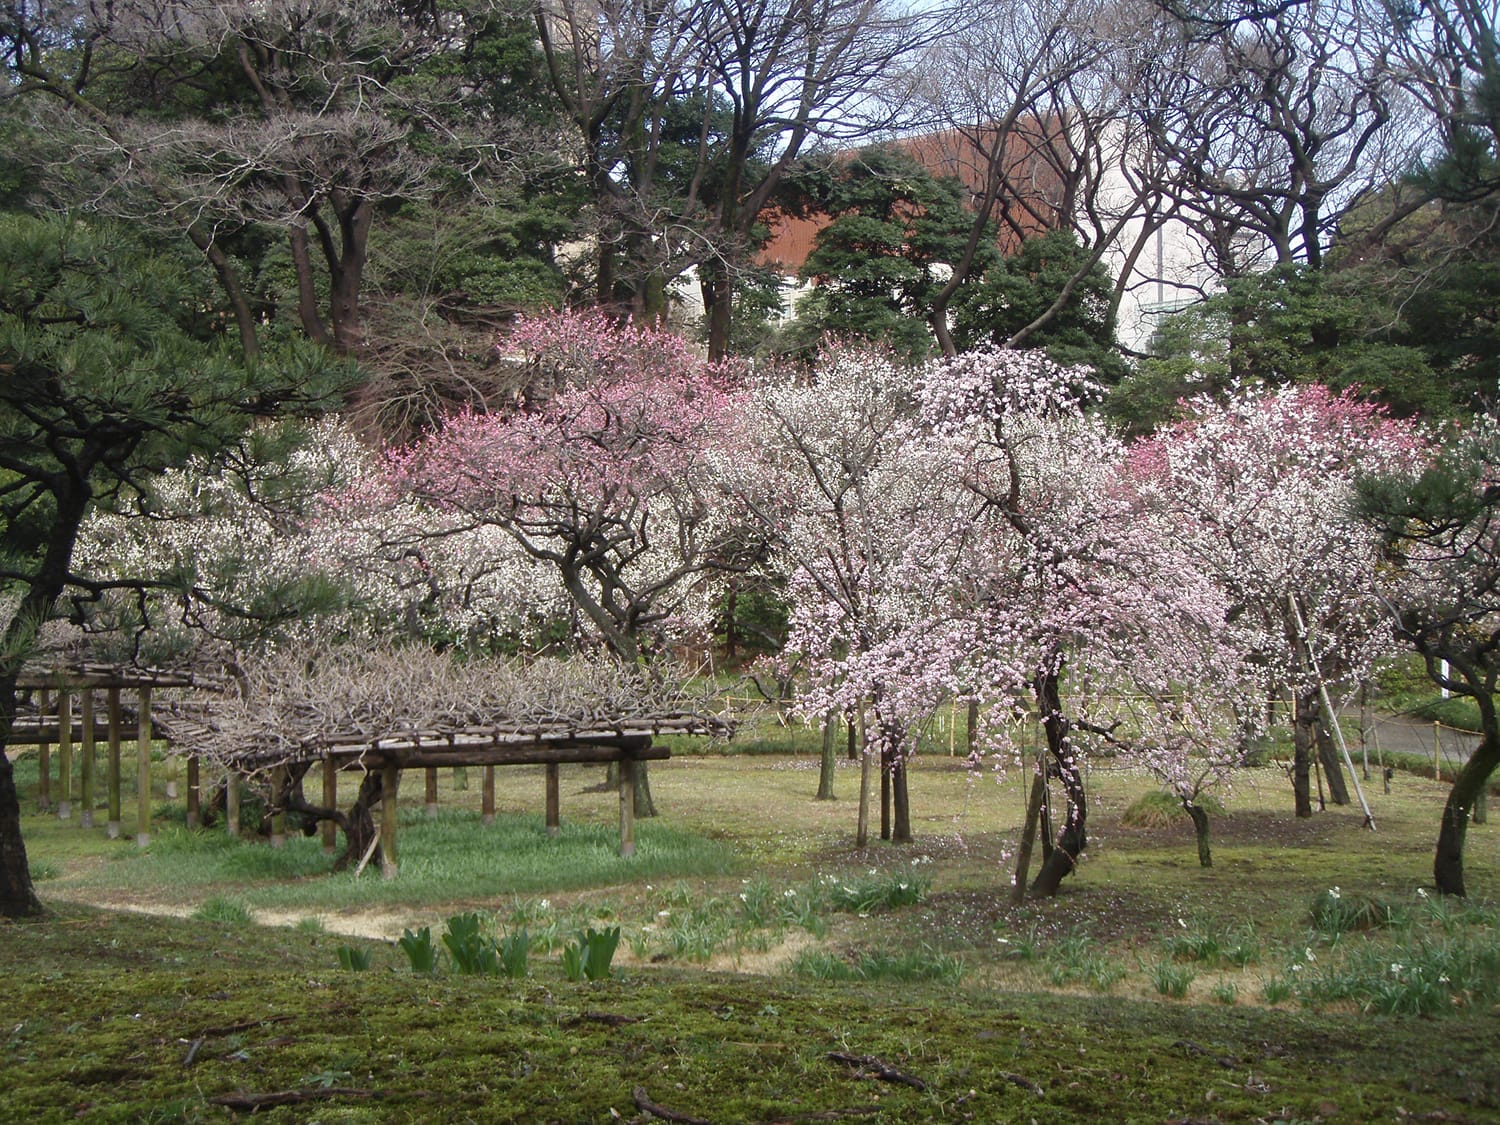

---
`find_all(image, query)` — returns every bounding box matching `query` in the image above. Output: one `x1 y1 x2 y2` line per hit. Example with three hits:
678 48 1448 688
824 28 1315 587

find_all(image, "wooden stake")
1012 768 1048 906
481 765 495 825
36 688 51 812
269 765 287 848
321 758 337 854
380 765 399 879
79 690 95 828
618 758 636 857
186 754 201 830
855 707 870 848
226 774 241 838
136 685 152 847
106 687 122 839
425 765 438 816
56 690 72 820
545 762 560 837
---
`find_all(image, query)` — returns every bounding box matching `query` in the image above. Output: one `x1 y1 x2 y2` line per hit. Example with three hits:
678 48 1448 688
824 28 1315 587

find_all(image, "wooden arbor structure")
12 664 227 846
13 656 726 877
217 716 721 877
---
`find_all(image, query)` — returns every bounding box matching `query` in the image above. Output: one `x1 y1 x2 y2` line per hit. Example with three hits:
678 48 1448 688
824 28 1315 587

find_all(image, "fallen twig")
209 1087 377 1110
996 1071 1044 1097
826 1051 928 1092
632 1085 711 1124
182 1037 206 1068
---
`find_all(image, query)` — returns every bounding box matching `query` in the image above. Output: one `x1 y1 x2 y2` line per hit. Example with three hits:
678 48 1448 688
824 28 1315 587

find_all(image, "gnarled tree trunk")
1029 670 1087 898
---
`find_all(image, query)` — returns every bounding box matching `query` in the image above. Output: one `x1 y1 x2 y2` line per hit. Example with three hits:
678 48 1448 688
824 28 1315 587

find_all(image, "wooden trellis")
12 664 227 845
12 660 726 875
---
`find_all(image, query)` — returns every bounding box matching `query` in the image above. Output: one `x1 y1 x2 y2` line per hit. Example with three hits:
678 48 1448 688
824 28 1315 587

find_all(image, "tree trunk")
1183 799 1212 868
333 769 386 873
1434 727 1499 896
0 476 93 917
816 713 836 801
634 760 658 818
703 259 734 362
0 747 42 917
891 755 911 843
1315 716 1350 806
1012 768 1048 905
1029 670 1087 897
879 744 891 841
1292 688 1317 818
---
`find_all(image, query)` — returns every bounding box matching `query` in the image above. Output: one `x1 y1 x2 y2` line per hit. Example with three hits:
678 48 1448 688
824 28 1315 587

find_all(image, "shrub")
443 913 500 975
563 927 621 982
193 896 252 926
1310 888 1405 935
399 926 439 974
791 946 962 983
815 868 929 914
1121 790 1224 829
1150 959 1196 998
499 929 531 979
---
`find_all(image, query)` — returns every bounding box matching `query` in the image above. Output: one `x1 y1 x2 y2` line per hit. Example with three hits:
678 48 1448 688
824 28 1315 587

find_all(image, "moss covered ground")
6 746 1500 1122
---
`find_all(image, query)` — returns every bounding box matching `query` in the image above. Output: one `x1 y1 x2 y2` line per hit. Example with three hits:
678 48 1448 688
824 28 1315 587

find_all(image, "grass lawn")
6 743 1500 1122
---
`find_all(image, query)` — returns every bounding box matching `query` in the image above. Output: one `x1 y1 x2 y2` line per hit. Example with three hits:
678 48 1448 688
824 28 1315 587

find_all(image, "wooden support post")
1434 722 1442 782
269 765 287 848
425 765 438 816
106 687 122 839
321 758 337 854
136 685 153 847
545 762 560 837
56 690 73 820
226 774 241 838
380 765 400 879
36 689 51 812
618 758 636 858
166 757 178 800
481 765 495 825
1012 768 1049 906
186 754 201 829
79 690 95 829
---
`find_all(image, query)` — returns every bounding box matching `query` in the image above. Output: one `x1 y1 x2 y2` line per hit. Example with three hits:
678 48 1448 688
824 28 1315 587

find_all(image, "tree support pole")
618 758 636 857
106 687 122 839
321 759 337 854
1290 595 1376 829
1012 767 1048 906
79 690 95 829
36 689 51 812
546 762 560 836
56 690 72 820
481 765 495 824
136 686 152 847
186 754 200 830
425 765 438 816
855 708 870 848
270 765 287 848
226 774 241 837
380 765 399 879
